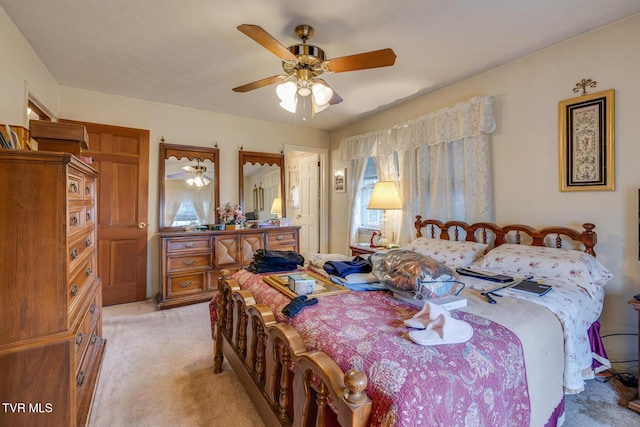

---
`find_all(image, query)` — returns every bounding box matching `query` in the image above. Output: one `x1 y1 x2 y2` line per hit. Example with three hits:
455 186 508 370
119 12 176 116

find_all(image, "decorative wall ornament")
573 78 598 96
559 89 615 191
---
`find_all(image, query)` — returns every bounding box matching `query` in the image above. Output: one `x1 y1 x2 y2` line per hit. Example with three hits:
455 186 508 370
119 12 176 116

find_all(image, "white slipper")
408 314 473 346
403 301 451 329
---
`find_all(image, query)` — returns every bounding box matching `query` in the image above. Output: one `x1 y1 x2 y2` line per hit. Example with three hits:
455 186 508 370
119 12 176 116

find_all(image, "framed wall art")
558 89 614 191
333 168 346 193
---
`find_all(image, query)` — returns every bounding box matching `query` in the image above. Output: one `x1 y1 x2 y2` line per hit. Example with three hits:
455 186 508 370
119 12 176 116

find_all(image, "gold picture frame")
263 271 350 299
559 89 614 191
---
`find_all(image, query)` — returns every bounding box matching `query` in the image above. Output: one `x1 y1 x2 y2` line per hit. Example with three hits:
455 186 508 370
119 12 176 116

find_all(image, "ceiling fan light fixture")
276 80 297 101
187 174 212 188
297 86 312 97
279 97 297 113
312 82 333 106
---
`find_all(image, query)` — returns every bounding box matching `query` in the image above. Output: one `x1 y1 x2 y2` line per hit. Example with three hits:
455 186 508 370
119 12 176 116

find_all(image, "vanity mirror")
239 150 285 221
159 142 220 231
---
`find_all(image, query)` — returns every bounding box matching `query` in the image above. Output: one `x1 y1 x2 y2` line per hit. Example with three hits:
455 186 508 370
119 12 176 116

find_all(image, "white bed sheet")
460 270 606 394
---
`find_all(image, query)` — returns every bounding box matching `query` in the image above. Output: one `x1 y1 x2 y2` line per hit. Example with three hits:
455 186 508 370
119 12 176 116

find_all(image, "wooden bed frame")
212 219 598 427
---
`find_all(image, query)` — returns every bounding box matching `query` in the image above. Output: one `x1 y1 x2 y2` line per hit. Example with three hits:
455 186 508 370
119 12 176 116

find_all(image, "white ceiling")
3 1 639 131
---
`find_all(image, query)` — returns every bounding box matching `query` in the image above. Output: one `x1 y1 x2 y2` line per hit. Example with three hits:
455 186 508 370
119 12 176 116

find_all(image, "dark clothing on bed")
323 255 372 278
246 249 304 273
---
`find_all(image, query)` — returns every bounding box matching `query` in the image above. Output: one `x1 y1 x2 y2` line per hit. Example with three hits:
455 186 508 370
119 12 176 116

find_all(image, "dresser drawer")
167 272 207 297
68 228 95 272
68 205 86 236
68 172 84 200
69 256 96 304
166 236 212 254
167 253 212 273
74 308 93 373
83 177 95 201
266 231 297 248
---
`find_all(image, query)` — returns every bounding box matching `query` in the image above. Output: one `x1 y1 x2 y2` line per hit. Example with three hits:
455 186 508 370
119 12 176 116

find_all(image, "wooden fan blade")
233 75 287 92
324 48 397 73
237 24 297 61
167 172 191 179
315 79 343 105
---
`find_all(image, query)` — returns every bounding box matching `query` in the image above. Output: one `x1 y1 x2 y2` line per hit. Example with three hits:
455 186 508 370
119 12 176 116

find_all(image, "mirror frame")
159 142 220 231
239 150 286 219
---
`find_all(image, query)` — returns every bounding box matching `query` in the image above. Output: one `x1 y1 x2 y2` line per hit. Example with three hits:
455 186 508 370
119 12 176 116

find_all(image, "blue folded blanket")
323 255 372 278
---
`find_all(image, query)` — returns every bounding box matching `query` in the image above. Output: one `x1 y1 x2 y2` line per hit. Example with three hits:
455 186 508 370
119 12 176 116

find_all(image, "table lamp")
367 181 402 245
270 197 282 218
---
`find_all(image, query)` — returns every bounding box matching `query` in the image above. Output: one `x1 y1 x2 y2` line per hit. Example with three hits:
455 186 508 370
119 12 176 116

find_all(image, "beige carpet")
89 298 638 427
89 299 265 427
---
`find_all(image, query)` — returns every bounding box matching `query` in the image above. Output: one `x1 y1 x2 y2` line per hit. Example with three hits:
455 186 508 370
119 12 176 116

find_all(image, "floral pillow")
480 244 613 297
402 238 488 268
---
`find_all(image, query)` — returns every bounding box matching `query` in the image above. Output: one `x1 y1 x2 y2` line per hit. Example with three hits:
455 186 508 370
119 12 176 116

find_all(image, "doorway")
284 145 328 256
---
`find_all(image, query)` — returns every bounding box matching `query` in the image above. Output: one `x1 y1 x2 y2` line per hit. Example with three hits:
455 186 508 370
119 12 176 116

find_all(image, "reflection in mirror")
159 142 220 231
239 150 285 221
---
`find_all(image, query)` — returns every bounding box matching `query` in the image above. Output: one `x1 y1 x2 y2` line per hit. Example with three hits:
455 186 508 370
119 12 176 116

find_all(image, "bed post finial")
581 223 597 256
415 216 423 237
343 369 369 405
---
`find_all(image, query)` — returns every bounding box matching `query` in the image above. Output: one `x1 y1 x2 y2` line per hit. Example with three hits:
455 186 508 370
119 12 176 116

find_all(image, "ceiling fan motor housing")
283 44 326 77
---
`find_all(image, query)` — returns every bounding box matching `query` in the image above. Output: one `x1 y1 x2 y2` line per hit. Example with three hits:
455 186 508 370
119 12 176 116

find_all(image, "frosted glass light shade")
312 82 333 105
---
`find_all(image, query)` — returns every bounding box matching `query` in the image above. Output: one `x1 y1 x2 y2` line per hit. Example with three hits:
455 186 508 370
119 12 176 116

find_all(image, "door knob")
138 222 147 229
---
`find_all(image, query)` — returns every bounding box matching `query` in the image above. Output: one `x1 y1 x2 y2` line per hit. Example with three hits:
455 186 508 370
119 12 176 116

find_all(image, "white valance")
339 95 495 160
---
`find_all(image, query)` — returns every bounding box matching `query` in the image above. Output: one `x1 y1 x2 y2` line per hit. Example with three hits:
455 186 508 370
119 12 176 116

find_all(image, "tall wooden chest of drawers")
0 151 106 427
158 226 300 309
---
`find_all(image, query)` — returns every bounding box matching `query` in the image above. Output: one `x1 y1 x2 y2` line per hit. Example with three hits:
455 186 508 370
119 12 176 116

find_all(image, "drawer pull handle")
90 334 98 345
76 332 83 346
90 304 96 314
85 267 92 276
70 284 78 296
85 186 91 196
183 259 196 266
183 242 196 248
276 235 285 240
71 215 79 226
85 238 92 247
69 182 78 194
70 248 79 259
179 280 193 288
77 371 85 387
86 212 92 221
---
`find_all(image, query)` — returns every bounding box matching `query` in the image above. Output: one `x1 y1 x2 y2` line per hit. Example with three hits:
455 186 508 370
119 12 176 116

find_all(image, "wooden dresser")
157 226 300 309
0 151 105 427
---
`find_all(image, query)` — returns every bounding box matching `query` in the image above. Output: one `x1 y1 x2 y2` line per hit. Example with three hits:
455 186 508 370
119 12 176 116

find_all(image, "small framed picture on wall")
333 168 346 193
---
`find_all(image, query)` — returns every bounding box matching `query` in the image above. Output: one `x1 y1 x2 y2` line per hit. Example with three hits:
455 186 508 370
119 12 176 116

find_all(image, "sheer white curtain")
340 95 496 246
346 158 367 252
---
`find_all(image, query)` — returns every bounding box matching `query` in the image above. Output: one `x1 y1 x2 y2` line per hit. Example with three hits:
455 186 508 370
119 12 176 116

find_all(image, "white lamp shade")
312 82 333 106
367 181 402 210
270 197 282 215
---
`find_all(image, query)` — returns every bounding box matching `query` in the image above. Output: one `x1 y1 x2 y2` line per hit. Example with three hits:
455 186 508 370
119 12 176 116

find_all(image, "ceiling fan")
167 160 213 188
232 24 397 116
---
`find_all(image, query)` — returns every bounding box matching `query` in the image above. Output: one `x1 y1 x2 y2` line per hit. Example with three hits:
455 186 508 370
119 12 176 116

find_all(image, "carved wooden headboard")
413 216 597 256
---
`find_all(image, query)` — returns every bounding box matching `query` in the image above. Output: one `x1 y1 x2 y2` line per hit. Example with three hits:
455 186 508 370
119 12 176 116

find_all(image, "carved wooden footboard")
213 270 372 427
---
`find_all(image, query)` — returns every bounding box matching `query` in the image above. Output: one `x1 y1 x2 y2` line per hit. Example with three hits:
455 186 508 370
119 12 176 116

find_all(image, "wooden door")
62 120 149 306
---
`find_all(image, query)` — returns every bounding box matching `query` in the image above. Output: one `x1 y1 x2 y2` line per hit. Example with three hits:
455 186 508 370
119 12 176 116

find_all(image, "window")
171 202 199 226
358 157 382 229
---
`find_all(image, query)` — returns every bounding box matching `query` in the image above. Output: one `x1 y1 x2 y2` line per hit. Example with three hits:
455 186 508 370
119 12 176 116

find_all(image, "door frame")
284 144 328 254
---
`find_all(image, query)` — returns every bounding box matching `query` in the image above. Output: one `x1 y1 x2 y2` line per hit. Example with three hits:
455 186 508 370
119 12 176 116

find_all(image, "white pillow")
402 238 488 268
480 244 612 297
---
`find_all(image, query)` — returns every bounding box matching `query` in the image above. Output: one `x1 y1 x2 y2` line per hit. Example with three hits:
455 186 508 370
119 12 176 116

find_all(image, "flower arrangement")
216 202 246 224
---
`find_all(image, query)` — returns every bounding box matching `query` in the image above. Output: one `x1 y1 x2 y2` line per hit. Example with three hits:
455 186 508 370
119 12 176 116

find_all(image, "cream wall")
330 14 640 363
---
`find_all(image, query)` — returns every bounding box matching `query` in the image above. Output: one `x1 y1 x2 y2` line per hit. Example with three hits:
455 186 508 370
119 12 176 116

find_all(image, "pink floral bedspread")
229 269 531 427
